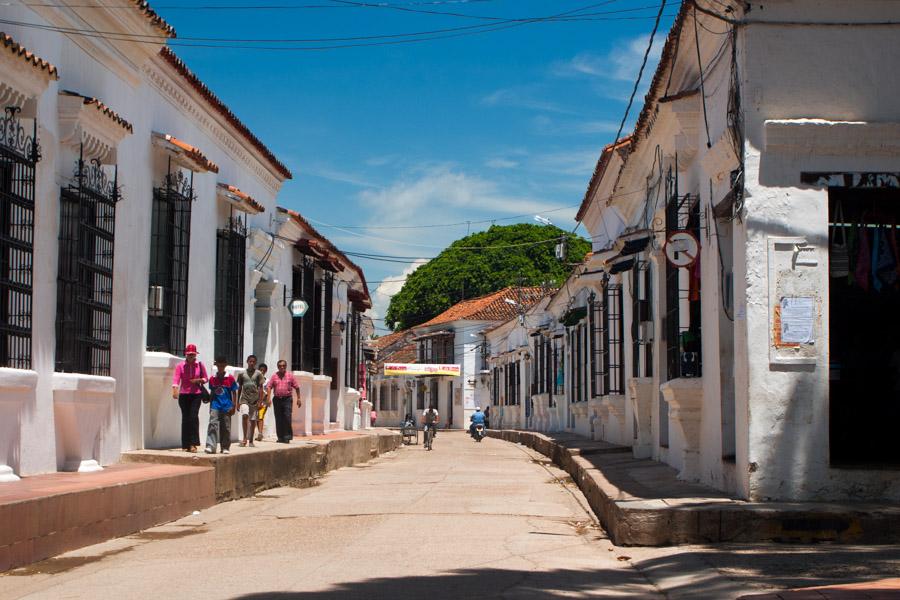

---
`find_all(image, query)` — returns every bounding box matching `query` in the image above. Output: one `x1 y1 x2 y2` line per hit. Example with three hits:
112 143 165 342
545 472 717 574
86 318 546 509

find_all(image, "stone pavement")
1 432 899 599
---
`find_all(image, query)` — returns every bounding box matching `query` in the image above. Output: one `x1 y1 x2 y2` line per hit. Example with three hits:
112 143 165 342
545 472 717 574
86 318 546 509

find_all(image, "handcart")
401 421 419 445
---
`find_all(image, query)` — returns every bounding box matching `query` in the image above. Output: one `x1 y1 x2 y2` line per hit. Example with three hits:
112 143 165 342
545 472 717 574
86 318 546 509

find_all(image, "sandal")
239 440 247 447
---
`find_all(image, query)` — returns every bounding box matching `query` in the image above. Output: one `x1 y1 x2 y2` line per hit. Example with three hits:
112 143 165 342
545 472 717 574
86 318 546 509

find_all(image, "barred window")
345 306 362 389
147 161 193 355
589 294 607 398
316 272 334 377
665 189 702 380
605 284 625 395
291 257 316 372
56 151 119 376
214 218 246 366
0 107 38 368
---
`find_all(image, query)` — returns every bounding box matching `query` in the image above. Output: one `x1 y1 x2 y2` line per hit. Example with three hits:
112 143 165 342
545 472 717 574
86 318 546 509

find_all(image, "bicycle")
423 423 436 450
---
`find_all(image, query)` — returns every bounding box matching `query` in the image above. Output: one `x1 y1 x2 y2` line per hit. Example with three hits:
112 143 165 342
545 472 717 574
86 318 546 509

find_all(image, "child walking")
256 363 269 442
205 356 237 454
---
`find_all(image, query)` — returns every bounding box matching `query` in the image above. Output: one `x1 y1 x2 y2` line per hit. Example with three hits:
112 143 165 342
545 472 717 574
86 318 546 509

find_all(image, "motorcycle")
472 423 485 442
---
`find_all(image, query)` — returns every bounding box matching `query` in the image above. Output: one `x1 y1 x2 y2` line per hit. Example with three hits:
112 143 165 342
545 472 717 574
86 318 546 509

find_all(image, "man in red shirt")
265 359 301 443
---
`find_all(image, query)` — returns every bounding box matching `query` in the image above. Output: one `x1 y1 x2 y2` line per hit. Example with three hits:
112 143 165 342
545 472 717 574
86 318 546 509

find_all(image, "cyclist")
422 404 440 450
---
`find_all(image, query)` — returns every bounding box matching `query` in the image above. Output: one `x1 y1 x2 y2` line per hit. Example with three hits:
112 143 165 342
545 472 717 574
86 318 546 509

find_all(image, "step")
0 463 214 572
489 429 900 546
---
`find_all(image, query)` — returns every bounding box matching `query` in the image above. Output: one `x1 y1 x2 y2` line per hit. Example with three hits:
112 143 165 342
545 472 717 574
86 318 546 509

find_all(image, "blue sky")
162 0 675 332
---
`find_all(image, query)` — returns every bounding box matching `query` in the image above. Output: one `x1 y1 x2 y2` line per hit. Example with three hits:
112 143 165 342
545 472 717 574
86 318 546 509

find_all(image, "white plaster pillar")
343 387 360 430
360 399 372 429
311 375 331 434
52 373 116 472
293 371 314 437
603 394 627 445
661 378 704 481
0 369 38 481
142 352 182 449
629 377 655 458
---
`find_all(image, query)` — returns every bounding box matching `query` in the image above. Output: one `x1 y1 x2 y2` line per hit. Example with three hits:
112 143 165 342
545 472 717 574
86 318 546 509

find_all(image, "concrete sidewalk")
488 430 900 546
0 429 400 573
738 577 900 599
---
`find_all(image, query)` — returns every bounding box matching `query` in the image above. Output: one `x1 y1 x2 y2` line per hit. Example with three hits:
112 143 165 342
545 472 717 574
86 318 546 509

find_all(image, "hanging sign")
664 230 700 268
289 299 309 317
384 363 461 376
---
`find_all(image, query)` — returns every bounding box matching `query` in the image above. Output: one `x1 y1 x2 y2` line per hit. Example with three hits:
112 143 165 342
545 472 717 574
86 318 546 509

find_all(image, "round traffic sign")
664 230 700 268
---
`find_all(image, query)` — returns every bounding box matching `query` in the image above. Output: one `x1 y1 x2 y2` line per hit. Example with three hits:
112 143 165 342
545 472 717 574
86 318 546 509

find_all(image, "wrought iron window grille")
604 283 625 395
55 148 120 376
0 107 39 369
214 215 247 366
147 158 194 355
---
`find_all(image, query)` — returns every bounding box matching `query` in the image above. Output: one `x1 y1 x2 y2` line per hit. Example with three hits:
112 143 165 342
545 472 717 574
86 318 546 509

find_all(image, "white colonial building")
0 2 369 481
368 287 546 429
484 0 900 503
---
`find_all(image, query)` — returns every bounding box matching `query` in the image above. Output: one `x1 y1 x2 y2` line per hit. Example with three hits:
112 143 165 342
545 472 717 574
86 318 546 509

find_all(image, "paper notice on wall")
780 297 815 344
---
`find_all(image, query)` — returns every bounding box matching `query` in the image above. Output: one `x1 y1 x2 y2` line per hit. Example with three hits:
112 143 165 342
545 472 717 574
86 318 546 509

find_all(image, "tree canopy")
384 224 591 330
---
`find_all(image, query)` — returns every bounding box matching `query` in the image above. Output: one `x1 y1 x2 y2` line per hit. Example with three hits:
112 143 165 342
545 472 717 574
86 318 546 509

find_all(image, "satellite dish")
664 230 700 268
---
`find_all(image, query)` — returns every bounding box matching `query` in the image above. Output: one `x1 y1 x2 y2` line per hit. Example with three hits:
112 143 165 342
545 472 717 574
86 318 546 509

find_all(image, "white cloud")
552 33 664 100
480 87 575 115
303 162 379 188
531 115 620 136
485 157 519 169
370 259 429 325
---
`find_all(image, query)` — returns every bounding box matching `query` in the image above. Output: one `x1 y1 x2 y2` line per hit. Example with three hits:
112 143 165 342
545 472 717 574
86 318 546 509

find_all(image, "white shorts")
239 404 250 416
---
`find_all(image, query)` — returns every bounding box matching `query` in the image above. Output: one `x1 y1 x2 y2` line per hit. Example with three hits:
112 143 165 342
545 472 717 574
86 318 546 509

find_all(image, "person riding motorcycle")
469 407 486 437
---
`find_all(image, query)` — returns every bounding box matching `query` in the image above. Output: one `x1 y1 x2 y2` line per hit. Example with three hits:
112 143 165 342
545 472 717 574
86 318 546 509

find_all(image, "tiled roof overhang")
60 90 133 133
153 132 219 173
1 32 58 81
576 137 632 222
159 48 292 181
132 1 177 38
281 207 371 305
217 183 265 214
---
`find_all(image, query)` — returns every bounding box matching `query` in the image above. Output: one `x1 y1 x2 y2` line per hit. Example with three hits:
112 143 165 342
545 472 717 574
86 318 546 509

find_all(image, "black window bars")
147 159 193 355
605 283 625 395
56 147 119 376
291 256 317 373
214 216 246 366
0 107 38 369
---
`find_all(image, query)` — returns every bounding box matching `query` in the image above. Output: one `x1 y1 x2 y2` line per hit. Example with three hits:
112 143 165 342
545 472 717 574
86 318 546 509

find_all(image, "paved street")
2 433 899 599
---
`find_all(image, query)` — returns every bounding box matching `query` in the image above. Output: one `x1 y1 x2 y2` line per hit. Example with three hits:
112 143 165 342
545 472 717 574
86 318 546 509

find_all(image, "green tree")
385 224 590 330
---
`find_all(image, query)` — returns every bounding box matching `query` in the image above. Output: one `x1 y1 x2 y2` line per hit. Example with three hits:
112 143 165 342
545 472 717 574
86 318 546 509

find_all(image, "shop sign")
384 363 461 376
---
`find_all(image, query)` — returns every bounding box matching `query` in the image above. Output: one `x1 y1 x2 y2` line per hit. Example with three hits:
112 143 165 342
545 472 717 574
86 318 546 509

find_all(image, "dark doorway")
829 187 900 466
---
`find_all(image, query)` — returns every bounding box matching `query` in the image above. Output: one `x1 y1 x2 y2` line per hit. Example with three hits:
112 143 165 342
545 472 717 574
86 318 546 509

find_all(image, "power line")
0 5 681 51
305 202 581 231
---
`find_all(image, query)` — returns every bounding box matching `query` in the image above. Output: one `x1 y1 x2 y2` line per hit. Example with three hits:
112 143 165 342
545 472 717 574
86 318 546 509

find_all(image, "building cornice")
142 58 284 195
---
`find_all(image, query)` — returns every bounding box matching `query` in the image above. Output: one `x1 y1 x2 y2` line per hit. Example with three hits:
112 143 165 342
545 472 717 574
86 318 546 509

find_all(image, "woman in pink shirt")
171 343 208 452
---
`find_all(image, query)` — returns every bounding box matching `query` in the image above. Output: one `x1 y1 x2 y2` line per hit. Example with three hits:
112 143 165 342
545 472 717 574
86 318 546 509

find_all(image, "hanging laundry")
855 224 871 292
873 225 897 291
689 255 701 302
830 202 850 278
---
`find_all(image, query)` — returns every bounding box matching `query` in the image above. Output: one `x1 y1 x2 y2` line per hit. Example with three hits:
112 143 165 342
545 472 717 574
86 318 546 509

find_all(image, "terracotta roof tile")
217 183 264 213
154 132 219 173
417 287 547 329
132 1 176 38
379 342 417 366
60 90 133 133
159 48 291 180
279 207 370 305
0 32 58 80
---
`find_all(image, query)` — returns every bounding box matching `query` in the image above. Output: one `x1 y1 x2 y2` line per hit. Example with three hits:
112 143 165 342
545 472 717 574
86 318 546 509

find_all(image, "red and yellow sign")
384 363 461 376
